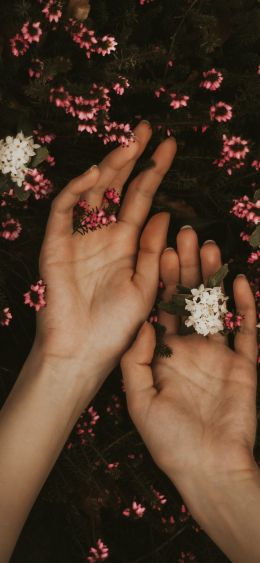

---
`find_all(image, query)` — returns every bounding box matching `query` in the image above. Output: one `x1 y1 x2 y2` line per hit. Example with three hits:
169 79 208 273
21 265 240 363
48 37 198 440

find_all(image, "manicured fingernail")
140 119 151 127
236 273 246 278
180 225 193 230
163 247 174 252
203 239 216 245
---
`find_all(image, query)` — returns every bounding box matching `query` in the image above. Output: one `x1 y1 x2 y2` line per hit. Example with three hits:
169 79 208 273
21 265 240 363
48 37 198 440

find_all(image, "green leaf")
30 146 49 168
0 175 9 194
207 263 229 287
13 184 31 201
158 294 190 316
249 225 260 248
176 284 192 295
253 189 260 203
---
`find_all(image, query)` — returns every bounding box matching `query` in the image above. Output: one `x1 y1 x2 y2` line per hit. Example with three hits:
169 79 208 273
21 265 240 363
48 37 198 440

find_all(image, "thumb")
121 322 157 418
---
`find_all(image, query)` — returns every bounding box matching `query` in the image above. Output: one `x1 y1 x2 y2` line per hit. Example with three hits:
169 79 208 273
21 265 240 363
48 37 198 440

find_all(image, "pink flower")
24 169 53 200
96 35 118 56
42 0 62 23
123 500 146 518
0 218 22 241
230 195 259 224
252 159 260 171
224 311 243 331
87 539 109 562
10 34 29 56
193 125 209 133
28 58 44 78
21 21 43 44
200 68 223 90
24 279 47 312
154 86 166 98
49 86 73 110
222 134 249 160
240 231 250 242
112 76 130 95
210 101 233 122
247 250 260 264
0 307 12 327
170 93 189 109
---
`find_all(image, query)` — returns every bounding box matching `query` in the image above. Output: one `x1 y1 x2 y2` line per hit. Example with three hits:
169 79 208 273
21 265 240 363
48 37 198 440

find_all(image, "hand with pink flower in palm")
35 121 177 396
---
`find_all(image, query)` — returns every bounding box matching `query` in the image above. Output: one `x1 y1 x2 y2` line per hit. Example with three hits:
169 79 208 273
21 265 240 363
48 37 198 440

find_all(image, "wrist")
29 339 108 405
173 463 260 563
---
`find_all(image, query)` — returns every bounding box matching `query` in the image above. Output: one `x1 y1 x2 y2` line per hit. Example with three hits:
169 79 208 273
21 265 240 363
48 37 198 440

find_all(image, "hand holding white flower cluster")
0 132 40 187
184 284 228 336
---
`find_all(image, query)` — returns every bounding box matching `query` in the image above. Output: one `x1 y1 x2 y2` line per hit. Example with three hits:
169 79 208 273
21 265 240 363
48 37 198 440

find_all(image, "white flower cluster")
0 132 40 187
185 284 228 336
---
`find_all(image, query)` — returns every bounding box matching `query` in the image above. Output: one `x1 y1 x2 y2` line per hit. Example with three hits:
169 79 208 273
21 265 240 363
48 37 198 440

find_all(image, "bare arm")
121 228 258 563
0 121 177 561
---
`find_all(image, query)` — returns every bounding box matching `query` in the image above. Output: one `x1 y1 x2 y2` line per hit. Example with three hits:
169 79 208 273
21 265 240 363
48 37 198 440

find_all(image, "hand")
121 227 258 485
35 121 177 392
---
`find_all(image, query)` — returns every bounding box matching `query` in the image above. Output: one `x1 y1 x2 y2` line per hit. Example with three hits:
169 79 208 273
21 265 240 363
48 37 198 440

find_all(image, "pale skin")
0 120 258 562
121 230 260 563
0 120 177 561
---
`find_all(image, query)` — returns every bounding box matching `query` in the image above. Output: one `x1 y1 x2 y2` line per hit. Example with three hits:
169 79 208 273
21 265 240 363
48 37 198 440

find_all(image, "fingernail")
180 225 193 230
140 119 152 127
163 247 174 252
89 164 98 171
203 239 216 245
236 273 246 278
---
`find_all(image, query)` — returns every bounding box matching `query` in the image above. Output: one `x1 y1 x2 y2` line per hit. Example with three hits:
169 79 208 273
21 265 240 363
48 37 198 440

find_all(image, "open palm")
122 228 258 484
36 121 177 391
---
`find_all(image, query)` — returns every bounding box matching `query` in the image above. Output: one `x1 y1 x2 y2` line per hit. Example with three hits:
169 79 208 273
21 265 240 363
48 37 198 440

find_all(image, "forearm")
174 464 260 563
0 342 101 562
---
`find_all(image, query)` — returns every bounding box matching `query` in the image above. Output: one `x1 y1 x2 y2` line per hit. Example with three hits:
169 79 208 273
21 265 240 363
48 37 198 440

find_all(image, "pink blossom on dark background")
0 307 12 327
23 279 47 312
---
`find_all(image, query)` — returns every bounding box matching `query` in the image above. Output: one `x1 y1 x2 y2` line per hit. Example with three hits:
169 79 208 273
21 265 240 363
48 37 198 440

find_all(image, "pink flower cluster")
0 307 12 327
154 86 189 111
200 67 223 91
67 406 100 449
66 19 117 59
112 76 130 96
210 101 233 123
10 21 43 57
151 487 167 511
42 0 63 24
170 93 189 110
73 188 120 234
24 169 53 199
33 126 56 145
230 195 259 225
49 84 133 145
123 500 146 518
87 539 109 563
24 279 46 312
0 218 22 241
214 134 250 175
224 312 243 331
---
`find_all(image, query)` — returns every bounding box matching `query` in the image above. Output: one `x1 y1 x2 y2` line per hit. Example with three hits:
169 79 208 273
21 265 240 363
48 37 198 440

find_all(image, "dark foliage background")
0 0 259 561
